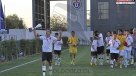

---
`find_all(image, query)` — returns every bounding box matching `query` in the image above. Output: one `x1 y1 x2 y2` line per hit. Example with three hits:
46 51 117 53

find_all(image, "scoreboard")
116 0 135 4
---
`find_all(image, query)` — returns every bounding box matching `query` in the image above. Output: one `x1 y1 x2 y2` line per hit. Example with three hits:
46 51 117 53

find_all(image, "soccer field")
0 46 136 76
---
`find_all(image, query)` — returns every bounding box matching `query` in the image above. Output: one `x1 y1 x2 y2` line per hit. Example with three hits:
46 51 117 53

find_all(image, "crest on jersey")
73 0 81 9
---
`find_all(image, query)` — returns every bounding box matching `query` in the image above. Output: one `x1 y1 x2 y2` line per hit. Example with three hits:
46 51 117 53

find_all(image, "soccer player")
124 30 133 68
117 29 126 68
54 32 63 66
132 28 136 66
95 31 104 65
68 31 79 65
109 31 120 68
90 33 98 66
34 29 61 76
105 31 112 63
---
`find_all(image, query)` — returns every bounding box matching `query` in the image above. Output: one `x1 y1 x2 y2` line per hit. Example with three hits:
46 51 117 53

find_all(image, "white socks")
42 66 46 76
49 66 52 75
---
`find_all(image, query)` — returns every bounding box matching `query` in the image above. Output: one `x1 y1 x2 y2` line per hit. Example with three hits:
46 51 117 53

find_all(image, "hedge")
0 36 68 62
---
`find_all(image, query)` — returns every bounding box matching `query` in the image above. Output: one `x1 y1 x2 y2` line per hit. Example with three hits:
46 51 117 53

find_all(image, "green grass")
0 46 136 76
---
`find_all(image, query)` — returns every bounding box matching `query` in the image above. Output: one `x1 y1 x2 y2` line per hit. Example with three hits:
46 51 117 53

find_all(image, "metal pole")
44 0 46 29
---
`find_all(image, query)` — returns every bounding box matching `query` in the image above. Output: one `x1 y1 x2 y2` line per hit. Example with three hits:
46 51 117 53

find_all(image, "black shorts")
91 52 97 57
106 49 110 54
54 50 61 56
110 53 119 60
97 46 104 55
42 52 52 62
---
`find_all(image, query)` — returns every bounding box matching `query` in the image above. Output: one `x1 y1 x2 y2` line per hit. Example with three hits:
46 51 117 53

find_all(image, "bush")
62 36 68 47
0 39 42 62
0 37 68 62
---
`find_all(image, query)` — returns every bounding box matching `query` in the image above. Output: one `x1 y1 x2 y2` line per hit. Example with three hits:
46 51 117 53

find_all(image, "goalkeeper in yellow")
68 31 79 65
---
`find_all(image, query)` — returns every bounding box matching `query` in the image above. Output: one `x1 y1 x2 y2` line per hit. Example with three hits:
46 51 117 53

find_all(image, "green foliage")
5 14 26 29
0 39 42 61
62 36 68 47
0 37 67 62
50 15 67 31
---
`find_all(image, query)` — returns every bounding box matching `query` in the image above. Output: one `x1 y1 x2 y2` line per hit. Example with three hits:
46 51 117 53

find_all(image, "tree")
5 14 26 29
50 15 67 31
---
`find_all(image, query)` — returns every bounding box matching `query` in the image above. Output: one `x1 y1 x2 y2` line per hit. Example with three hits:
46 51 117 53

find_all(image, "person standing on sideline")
95 31 104 65
132 28 136 66
34 29 61 76
117 29 126 68
105 31 112 64
54 32 63 66
108 31 120 68
124 30 133 68
90 32 98 66
67 31 79 65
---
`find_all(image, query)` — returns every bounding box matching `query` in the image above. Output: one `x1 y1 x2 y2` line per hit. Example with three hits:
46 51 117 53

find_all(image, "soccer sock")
131 56 134 64
124 58 128 68
58 57 61 65
49 66 52 75
91 57 94 63
42 66 46 76
106 55 110 63
94 57 97 65
100 54 104 65
97 55 100 64
110 60 114 68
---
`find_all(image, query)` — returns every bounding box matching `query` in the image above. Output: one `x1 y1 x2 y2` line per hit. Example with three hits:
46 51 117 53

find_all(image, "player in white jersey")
105 31 112 63
124 30 133 68
34 29 61 76
108 31 120 68
95 31 104 65
90 33 98 66
54 33 63 66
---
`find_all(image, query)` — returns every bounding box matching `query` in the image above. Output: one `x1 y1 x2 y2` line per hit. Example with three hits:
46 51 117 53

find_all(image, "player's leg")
70 53 73 64
57 51 61 65
134 48 136 66
97 47 101 65
54 50 58 65
90 52 94 66
131 48 134 64
94 52 97 65
119 51 125 68
106 49 110 63
42 52 47 76
128 50 131 65
73 53 76 65
110 53 114 68
124 50 128 68
47 52 53 75
100 46 104 65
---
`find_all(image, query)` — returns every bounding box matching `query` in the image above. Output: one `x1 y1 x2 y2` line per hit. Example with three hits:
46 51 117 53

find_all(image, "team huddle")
91 29 136 69
33 28 136 76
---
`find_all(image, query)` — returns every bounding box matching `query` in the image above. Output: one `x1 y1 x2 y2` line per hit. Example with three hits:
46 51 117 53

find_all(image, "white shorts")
119 50 125 57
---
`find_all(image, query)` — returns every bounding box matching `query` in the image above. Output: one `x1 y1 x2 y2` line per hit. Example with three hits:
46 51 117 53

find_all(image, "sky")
1 0 90 28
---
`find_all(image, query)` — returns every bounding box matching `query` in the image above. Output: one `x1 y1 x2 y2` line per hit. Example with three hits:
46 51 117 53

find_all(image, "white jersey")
54 39 63 50
105 36 112 49
109 38 120 53
91 40 97 52
40 35 57 52
125 35 133 51
97 33 104 47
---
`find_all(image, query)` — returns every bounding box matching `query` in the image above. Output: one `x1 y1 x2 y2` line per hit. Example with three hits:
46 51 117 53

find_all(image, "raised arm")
33 28 40 39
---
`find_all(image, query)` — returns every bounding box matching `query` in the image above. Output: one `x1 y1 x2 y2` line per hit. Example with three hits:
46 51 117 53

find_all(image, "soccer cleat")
131 59 134 65
90 62 93 66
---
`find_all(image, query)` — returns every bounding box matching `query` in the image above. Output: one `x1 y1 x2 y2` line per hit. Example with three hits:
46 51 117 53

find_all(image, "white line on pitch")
0 59 40 74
